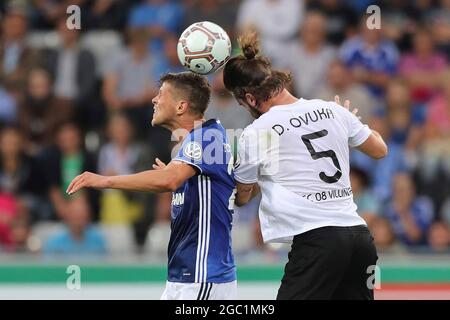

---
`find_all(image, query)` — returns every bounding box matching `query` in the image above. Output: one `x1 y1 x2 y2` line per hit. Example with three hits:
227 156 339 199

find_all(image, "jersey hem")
234 174 258 184
263 221 368 243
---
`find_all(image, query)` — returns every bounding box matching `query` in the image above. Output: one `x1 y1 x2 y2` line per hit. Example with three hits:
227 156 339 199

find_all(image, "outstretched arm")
66 160 196 195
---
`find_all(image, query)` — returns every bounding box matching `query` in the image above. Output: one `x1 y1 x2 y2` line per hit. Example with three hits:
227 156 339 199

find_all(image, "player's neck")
169 117 205 141
267 89 299 111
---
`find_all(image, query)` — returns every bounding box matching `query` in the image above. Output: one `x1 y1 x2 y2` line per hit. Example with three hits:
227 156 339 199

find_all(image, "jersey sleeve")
346 108 372 148
234 127 261 184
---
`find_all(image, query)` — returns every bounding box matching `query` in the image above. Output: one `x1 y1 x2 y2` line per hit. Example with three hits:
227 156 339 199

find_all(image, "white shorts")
160 280 237 300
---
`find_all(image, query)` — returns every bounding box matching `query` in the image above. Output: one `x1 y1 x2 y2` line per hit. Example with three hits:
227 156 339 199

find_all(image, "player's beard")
248 104 263 119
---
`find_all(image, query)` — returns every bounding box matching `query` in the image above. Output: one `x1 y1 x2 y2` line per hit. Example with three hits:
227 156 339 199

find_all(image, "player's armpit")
356 131 388 160
235 181 259 207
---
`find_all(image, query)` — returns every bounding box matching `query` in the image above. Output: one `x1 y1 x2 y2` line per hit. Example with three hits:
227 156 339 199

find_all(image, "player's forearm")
106 170 178 193
235 183 259 207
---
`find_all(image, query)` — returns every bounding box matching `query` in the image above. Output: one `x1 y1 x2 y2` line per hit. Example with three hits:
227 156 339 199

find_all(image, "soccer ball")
177 21 231 75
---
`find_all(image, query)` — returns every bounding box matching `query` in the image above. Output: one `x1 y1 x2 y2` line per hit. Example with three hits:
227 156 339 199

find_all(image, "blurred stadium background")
0 0 449 299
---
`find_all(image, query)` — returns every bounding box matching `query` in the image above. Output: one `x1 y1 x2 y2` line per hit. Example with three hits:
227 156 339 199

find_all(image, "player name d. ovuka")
272 107 336 136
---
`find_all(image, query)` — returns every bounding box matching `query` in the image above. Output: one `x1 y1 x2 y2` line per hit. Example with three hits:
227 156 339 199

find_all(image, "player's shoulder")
294 97 344 113
188 119 225 139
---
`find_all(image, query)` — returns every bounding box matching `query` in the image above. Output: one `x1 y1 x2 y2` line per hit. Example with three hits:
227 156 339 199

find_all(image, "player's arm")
334 96 388 160
66 161 196 195
235 182 260 207
356 130 388 159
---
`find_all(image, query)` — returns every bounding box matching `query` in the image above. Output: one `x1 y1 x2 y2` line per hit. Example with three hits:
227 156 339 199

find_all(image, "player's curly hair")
223 32 291 104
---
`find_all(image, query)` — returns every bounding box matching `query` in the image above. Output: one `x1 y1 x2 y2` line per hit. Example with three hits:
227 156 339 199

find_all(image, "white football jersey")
235 98 371 243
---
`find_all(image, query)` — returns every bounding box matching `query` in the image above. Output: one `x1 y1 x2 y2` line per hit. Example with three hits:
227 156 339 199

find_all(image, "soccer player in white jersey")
223 33 388 300
66 72 237 300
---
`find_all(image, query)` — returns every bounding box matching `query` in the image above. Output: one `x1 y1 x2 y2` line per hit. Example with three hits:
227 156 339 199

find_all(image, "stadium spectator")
128 0 184 56
31 0 86 29
98 112 157 252
43 122 99 221
314 60 377 122
85 0 137 30
18 68 73 152
183 0 238 40
350 167 381 229
287 11 336 99
8 212 30 252
377 80 426 150
370 217 395 251
428 1 450 61
0 126 49 223
428 221 450 252
152 34 185 80
43 194 107 255
380 0 423 50
399 29 447 104
425 72 450 141
0 191 20 251
43 18 98 129
307 0 359 46
384 173 434 247
236 0 304 68
102 28 157 139
0 82 17 126
0 4 40 98
339 17 400 99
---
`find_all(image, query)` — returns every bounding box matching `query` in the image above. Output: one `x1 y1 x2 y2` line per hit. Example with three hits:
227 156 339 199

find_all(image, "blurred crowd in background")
0 0 449 260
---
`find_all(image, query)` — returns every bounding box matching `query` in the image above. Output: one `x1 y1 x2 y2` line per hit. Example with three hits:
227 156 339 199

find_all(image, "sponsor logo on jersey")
172 192 185 206
183 141 202 160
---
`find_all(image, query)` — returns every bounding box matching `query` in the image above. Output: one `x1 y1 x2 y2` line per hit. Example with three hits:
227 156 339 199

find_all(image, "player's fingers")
152 164 159 169
334 95 340 105
344 99 350 110
156 158 166 168
66 175 81 194
68 174 87 195
69 179 85 195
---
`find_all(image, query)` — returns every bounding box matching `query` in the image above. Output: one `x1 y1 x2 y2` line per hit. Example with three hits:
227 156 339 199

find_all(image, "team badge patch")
183 141 202 160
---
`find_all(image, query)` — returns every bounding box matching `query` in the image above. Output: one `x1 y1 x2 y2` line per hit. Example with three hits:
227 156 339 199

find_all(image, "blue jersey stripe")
195 175 212 283
203 177 211 282
195 175 203 282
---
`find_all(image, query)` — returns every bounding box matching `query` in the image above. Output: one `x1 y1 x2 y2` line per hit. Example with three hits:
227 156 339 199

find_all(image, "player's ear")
176 101 189 115
244 93 257 109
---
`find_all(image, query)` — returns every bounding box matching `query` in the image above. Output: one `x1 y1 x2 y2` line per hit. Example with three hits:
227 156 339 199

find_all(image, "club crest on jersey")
183 141 202 160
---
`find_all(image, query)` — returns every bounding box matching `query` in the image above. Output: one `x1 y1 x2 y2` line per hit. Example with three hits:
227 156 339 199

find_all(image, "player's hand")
334 95 360 118
152 158 167 170
66 171 108 195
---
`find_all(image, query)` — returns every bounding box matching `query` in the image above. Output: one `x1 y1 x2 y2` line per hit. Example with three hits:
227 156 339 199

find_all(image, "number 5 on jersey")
301 129 342 184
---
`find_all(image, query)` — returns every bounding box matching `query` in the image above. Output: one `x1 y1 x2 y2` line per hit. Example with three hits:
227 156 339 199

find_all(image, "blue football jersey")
168 119 236 283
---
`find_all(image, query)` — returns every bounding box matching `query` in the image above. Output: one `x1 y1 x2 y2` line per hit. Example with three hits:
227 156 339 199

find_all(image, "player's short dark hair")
223 32 291 104
160 72 211 116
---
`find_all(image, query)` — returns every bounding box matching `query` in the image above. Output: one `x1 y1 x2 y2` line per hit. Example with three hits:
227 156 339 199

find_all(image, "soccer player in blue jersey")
66 72 237 300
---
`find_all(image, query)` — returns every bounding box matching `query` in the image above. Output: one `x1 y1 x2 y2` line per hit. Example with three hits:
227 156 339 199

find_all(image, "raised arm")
335 95 388 160
356 130 388 160
66 161 196 195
